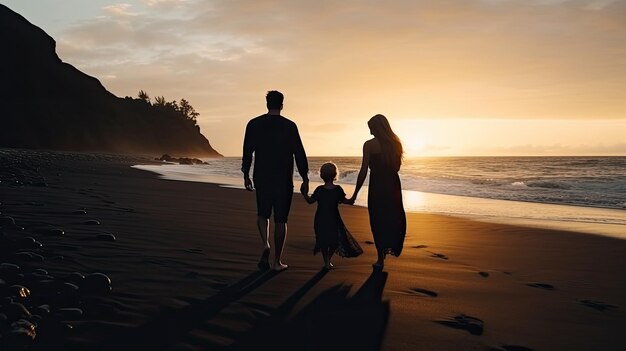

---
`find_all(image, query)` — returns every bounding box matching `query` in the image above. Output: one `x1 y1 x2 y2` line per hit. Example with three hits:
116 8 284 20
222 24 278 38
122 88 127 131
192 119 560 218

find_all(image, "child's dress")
311 185 363 258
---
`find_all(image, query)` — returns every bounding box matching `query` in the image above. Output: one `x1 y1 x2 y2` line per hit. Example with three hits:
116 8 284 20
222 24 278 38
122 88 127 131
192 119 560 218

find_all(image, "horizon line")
218 154 626 158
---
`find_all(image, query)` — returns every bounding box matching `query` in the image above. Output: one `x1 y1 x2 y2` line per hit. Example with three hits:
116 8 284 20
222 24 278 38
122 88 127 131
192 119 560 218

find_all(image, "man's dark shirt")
242 114 308 188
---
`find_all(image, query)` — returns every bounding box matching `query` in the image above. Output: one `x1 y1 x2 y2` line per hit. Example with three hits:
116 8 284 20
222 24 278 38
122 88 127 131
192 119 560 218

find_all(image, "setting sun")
394 122 428 157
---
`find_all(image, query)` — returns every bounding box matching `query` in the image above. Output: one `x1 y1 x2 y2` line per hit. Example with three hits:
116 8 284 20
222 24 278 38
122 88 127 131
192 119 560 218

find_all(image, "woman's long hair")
368 114 404 171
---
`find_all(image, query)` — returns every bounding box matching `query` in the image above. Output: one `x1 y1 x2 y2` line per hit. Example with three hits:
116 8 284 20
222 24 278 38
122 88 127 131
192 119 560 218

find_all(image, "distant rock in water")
157 154 208 165
0 4 222 157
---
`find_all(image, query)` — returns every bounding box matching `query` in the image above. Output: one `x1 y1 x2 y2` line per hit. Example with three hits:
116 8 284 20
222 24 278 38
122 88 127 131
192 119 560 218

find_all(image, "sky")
2 0 625 157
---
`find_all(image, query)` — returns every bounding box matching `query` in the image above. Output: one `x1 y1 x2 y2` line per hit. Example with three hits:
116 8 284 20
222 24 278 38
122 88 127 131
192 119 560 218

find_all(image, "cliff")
0 4 221 157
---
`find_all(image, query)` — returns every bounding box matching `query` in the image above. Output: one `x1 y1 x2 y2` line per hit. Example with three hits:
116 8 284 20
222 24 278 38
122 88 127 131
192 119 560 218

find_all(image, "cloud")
46 0 626 155
142 0 187 9
102 3 138 17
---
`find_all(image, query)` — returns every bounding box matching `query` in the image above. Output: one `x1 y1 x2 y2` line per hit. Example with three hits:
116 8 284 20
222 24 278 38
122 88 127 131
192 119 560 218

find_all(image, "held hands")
300 180 309 196
348 194 357 205
301 180 316 204
342 194 356 205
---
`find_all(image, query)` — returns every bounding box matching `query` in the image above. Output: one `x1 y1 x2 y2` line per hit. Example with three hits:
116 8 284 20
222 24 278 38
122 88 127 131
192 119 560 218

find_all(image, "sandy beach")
1 149 625 351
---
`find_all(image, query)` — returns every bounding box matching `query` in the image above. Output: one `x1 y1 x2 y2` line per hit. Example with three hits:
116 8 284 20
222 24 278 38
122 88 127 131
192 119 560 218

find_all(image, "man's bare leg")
273 222 288 271
257 216 270 270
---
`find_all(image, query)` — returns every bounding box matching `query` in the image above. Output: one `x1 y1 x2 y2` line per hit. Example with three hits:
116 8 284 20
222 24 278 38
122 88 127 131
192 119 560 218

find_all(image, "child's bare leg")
373 246 385 269
256 216 270 269
322 249 330 269
327 249 334 268
272 222 288 271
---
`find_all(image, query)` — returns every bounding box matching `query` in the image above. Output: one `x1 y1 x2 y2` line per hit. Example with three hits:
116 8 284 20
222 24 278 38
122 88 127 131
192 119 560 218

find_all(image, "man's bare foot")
272 262 289 272
257 248 270 270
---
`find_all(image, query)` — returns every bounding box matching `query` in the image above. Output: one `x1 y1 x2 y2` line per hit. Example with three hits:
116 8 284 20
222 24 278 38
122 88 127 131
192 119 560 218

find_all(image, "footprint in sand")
431 253 448 260
435 314 484 336
407 288 438 297
412 245 428 249
238 301 273 318
526 283 555 290
185 248 204 254
478 272 489 278
579 300 618 312
364 240 374 245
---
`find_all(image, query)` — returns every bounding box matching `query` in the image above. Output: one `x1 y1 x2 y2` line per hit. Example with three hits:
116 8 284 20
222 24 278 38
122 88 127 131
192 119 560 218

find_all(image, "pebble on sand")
95 233 116 242
0 216 16 226
67 272 85 284
4 302 32 320
12 252 44 262
17 237 42 249
59 282 80 298
81 273 112 294
0 263 20 279
33 269 48 276
33 305 50 317
44 228 65 236
9 285 31 299
4 319 37 347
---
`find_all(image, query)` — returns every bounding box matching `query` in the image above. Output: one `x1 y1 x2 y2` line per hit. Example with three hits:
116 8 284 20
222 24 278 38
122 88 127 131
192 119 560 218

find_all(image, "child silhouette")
302 162 363 269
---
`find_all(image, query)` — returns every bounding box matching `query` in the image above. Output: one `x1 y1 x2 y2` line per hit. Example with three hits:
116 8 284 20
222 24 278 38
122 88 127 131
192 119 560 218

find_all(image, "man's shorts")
255 184 294 223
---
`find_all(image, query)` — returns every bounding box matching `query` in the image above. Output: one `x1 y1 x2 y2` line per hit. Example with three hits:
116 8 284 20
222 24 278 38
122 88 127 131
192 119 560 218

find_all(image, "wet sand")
1 149 625 350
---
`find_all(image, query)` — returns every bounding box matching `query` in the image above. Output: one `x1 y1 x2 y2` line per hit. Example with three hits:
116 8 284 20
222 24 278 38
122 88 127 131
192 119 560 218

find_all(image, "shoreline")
133 163 626 240
1 149 625 350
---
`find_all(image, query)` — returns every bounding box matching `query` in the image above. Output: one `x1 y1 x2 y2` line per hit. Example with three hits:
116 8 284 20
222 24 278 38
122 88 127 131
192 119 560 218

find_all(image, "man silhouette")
242 90 309 271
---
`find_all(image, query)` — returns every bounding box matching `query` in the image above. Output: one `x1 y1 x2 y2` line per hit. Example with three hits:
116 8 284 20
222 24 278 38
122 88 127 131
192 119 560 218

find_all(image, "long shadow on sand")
118 269 281 350
230 270 389 351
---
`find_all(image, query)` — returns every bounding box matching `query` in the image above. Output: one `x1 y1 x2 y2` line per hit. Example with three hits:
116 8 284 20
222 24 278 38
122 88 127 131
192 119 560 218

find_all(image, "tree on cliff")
179 99 199 122
134 92 201 125
0 4 222 156
138 90 150 104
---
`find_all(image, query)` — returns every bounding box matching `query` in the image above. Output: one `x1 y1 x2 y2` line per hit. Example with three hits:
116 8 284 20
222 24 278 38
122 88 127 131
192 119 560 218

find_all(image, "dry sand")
0 149 625 351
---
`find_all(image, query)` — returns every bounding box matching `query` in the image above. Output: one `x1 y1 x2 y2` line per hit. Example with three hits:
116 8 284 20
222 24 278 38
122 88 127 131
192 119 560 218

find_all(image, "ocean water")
134 156 626 239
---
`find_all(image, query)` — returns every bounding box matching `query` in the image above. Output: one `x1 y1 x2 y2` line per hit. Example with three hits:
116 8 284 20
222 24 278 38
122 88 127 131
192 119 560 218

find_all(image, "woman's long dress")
367 153 406 256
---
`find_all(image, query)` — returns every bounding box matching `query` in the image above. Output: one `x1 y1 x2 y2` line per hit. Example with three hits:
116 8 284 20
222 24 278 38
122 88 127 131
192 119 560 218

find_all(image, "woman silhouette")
350 114 406 270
